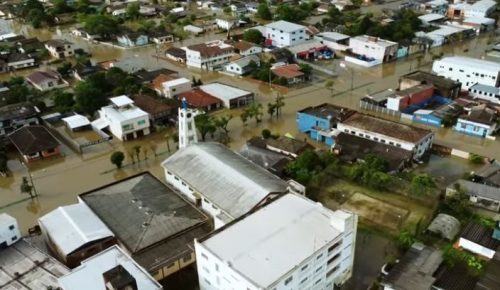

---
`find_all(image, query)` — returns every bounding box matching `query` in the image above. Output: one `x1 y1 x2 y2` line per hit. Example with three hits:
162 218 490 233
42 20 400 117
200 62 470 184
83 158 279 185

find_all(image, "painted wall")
454 118 495 137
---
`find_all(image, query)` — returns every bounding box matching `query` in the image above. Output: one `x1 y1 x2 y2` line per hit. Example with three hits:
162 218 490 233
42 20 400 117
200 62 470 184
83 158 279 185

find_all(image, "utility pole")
22 162 38 197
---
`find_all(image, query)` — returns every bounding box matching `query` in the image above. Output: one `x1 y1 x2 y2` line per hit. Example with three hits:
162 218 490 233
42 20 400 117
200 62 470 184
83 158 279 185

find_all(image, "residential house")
473 161 500 188
8 125 60 162
149 31 174 44
26 69 69 92
271 64 306 84
247 135 313 159
386 84 435 111
97 58 145 74
230 2 247 14
418 13 445 26
447 179 500 212
315 32 350 51
177 89 223 111
457 222 500 259
71 27 100 41
45 39 75 59
468 83 500 104
117 31 149 48
59 245 163 290
233 40 263 56
3 53 36 71
297 103 356 146
199 82 255 108
399 71 462 99
287 39 330 60
150 74 178 96
454 105 498 138
239 141 292 177
93 95 151 141
195 193 357 290
225 55 260 75
348 35 398 62
62 114 91 132
16 37 44 54
162 77 192 98
38 203 116 268
337 113 435 160
0 213 21 247
133 93 178 123
71 62 103 81
263 20 308 48
475 251 500 289
0 102 39 137
216 16 238 31
79 173 212 281
448 0 495 19
420 0 448 15
133 68 178 85
184 24 205 35
185 40 234 70
165 47 186 63
267 48 294 63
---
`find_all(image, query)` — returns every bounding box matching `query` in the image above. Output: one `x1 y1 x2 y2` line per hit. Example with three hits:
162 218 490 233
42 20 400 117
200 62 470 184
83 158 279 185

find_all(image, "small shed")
62 114 91 132
427 213 461 240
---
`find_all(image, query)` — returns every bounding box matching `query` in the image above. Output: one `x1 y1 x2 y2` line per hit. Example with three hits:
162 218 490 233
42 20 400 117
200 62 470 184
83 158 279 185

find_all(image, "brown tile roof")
234 41 255 52
8 125 59 155
461 106 497 125
342 113 433 143
133 94 177 116
151 74 180 91
271 64 304 79
26 70 61 84
187 43 233 58
178 89 222 108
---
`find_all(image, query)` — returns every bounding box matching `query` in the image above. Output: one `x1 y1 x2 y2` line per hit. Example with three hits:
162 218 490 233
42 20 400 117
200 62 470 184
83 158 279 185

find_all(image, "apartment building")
185 40 234 70
264 20 308 48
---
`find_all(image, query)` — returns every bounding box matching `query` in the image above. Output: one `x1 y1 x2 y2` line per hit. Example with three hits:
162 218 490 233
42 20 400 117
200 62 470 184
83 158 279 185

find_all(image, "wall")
468 87 500 104
454 118 493 137
164 80 191 98
344 55 383 67
432 59 500 89
265 26 306 48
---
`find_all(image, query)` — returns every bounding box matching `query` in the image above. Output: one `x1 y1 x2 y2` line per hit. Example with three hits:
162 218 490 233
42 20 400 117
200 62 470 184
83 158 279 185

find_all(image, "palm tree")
275 94 285 117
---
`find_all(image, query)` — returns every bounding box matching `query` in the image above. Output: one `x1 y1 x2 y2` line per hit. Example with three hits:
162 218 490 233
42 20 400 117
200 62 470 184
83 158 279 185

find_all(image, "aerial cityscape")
0 0 500 289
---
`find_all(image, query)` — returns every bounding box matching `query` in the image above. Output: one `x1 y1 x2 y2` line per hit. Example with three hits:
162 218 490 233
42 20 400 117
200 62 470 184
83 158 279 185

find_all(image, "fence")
359 100 401 118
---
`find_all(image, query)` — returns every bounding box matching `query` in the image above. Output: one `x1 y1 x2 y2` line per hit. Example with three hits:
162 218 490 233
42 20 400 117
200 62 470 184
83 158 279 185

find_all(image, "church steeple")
178 98 198 148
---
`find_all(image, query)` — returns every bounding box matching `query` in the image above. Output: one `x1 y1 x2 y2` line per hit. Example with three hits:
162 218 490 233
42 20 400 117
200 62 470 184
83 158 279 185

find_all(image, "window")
11 236 17 241
328 242 341 253
174 176 179 181
182 254 191 263
212 204 218 210
204 198 210 204
315 279 322 285
300 277 308 284
204 278 211 285
8 225 14 230
315 266 322 273
326 266 339 277
167 171 172 175
284 276 293 285
201 253 208 260
301 264 309 271
215 264 219 271
317 253 323 260
327 253 341 265
181 182 186 186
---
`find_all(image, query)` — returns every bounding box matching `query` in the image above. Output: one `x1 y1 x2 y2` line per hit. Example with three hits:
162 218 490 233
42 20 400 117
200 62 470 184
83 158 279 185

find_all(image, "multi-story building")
0 213 21 247
44 39 75 59
348 35 398 62
399 71 461 99
432 56 500 89
468 83 500 104
264 20 308 48
185 40 234 70
195 193 358 290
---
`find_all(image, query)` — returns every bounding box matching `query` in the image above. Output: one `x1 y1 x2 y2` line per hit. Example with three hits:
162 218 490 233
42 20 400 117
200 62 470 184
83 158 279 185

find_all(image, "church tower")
178 98 198 149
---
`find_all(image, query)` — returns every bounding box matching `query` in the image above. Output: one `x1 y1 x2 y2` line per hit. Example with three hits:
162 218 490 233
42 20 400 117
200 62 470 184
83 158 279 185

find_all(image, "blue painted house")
116 32 149 48
297 103 356 146
455 106 498 138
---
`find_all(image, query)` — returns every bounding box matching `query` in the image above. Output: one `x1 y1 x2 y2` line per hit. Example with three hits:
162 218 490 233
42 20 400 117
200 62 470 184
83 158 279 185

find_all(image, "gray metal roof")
452 179 500 201
427 213 461 240
162 143 289 219
469 83 500 95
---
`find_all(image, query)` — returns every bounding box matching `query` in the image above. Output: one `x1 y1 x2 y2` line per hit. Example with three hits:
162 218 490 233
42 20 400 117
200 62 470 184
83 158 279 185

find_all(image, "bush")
261 129 271 139
469 153 485 164
110 151 125 168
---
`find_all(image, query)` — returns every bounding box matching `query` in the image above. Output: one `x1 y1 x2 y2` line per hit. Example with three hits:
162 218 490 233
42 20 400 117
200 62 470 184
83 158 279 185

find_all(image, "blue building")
296 103 356 146
116 32 149 48
455 107 498 138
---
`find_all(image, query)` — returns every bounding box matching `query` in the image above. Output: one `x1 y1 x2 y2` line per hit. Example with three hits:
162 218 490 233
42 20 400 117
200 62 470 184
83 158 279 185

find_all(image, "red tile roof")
271 64 304 79
178 89 222 108
151 74 180 92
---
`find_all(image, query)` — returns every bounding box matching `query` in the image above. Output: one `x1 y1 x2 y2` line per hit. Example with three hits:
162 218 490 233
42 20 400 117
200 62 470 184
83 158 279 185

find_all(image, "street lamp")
339 61 354 94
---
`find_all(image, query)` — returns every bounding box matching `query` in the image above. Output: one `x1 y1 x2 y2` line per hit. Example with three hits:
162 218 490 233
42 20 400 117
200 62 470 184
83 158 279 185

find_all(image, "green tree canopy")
110 151 125 168
410 174 436 196
242 29 263 44
74 82 107 115
256 3 272 20
81 14 120 37
195 114 216 141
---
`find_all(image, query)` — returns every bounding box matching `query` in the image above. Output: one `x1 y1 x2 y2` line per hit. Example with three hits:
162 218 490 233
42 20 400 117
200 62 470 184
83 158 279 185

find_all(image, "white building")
225 55 260 76
195 193 357 290
337 113 434 160
233 41 263 56
348 35 398 62
44 39 75 59
93 95 150 141
216 17 238 30
468 83 500 103
432 56 500 89
464 0 496 18
161 142 291 228
178 98 199 149
162 77 192 98
59 245 163 290
185 40 234 70
0 213 21 247
314 32 350 51
264 20 308 48
199 83 255 108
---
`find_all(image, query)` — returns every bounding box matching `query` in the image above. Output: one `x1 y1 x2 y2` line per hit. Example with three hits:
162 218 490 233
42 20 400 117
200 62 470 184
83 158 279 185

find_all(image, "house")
454 105 497 138
133 93 178 123
184 24 205 35
71 27 100 41
117 31 149 48
93 95 150 141
195 193 357 290
419 13 445 26
0 239 69 289
199 82 255 108
26 69 69 92
420 0 448 15
0 102 39 137
337 113 434 160
381 243 443 290
399 71 461 99
448 0 495 19
133 68 178 85
348 35 398 62
230 2 247 14
297 103 356 146
263 20 308 48
150 74 178 96
149 31 174 44
185 40 234 70
457 222 500 259
447 179 500 212
468 83 500 104
225 55 260 75
271 64 306 84
8 125 60 162
473 161 500 188
71 62 103 81
0 213 21 247
44 39 75 59
162 77 192 98
98 58 146 74
165 47 186 63
315 32 350 51
248 135 313 158
38 203 116 268
216 16 238 30
239 142 292 177
288 40 330 60
16 37 45 54
463 17 495 35
79 172 212 281
177 89 223 112
233 40 262 56
3 53 36 71
426 213 461 240
161 142 292 228
59 245 163 290
432 56 500 90
267 47 295 63
62 114 91 132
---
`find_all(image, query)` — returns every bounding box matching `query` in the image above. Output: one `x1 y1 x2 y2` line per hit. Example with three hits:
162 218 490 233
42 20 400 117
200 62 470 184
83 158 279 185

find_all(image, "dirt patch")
342 193 409 231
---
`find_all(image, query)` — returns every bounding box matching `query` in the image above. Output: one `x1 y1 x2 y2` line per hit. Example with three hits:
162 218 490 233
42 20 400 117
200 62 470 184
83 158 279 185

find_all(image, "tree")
410 174 436 196
126 2 141 19
74 82 107 115
195 114 216 141
262 129 272 139
75 0 92 14
223 6 232 14
51 0 73 15
242 29 264 44
397 231 416 251
213 114 233 135
133 145 141 162
20 177 35 198
256 3 272 20
52 90 75 113
81 14 120 38
56 62 72 77
274 94 285 117
325 80 335 96
267 103 277 120
299 64 313 79
110 151 125 168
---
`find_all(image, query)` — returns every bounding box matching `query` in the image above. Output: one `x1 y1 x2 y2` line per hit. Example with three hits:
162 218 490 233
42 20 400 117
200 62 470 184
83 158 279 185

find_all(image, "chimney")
103 265 138 290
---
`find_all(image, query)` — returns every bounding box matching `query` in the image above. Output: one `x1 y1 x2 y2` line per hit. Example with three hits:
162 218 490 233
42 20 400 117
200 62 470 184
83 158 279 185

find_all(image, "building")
165 47 186 63
117 31 149 48
185 40 234 70
297 103 356 146
447 179 500 212
8 125 60 162
432 56 500 90
225 55 260 76
133 94 178 123
263 20 308 48
149 31 174 45
38 203 116 268
448 0 496 19
59 245 162 290
381 243 443 290
178 98 199 149
468 83 500 104
79 173 212 280
0 239 69 290
475 251 500 289
44 39 74 59
454 105 497 138
287 40 329 60
0 213 21 247
348 35 398 62
314 32 350 51
161 142 291 228
178 89 223 112
337 113 434 160
0 102 39 137
248 136 313 159
457 222 500 259
134 68 178 85
426 213 461 240
62 114 91 132
216 16 238 30
26 69 69 91
93 96 150 141
386 84 435 111
195 193 358 290
399 71 462 99
184 24 205 35
161 77 192 98
418 13 445 26
473 161 500 188
271 64 306 84
3 52 36 70
199 82 255 108
71 62 103 81
233 40 262 56
239 142 292 178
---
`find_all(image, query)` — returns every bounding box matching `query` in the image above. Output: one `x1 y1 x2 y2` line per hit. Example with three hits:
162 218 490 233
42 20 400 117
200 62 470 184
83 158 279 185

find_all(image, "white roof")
427 25 466 37
288 40 326 54
199 83 251 102
58 245 162 290
436 56 500 72
110 95 134 107
62 114 90 129
101 105 149 122
265 20 306 33
351 35 397 47
184 25 204 33
426 0 447 6
0 33 17 41
418 13 444 22
464 16 495 25
201 194 353 288
0 213 16 228
91 118 110 130
163 77 190 87
316 32 350 42
471 0 495 11
38 203 114 256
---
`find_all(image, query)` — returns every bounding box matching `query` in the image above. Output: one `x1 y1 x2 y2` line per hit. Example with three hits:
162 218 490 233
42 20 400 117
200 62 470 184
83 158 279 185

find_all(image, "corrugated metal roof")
162 143 288 219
